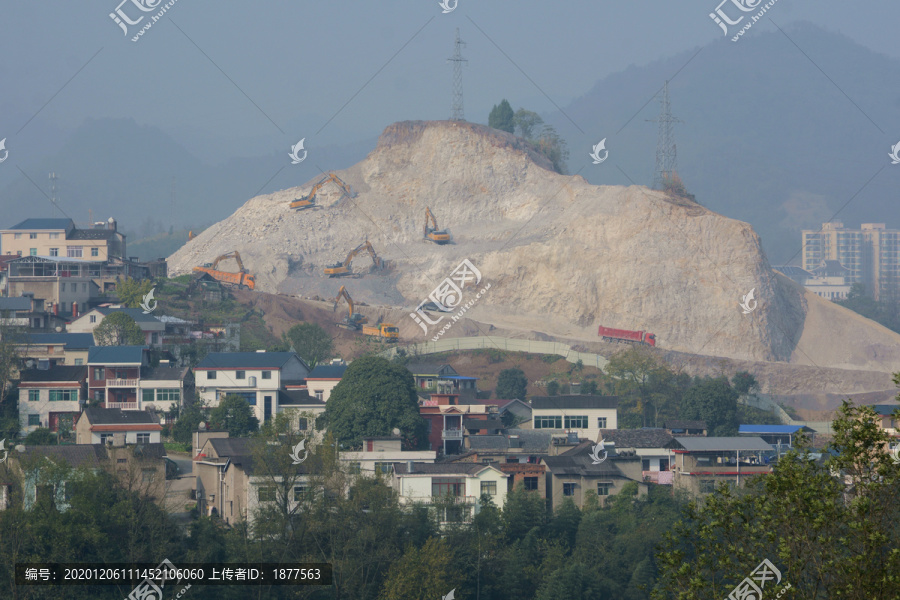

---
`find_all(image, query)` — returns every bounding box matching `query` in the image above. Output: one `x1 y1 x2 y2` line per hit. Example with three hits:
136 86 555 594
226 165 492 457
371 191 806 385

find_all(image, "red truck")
598 326 656 347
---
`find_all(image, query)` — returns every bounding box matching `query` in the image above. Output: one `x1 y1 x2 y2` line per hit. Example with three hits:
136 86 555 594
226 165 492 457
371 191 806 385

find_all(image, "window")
660 458 669 471
29 232 37 239
28 414 40 426
534 415 562 429
16 251 21 256
49 389 78 402
314 390 323 401
700 480 716 494
597 482 612 496
298 417 308 431
49 248 59 256
597 417 607 429
348 462 361 474
524 477 539 491
257 487 276 502
74 359 83 366
132 433 150 444
374 462 394 475
28 390 40 402
98 433 112 445
49 232 59 239
94 368 104 380
432 478 465 497
91 247 99 257
293 485 307 501
89 315 97 324
141 468 155 483
117 458 127 464
60 283 65 292
261 371 272 379
207 370 217 379
29 248 37 256
82 283 87 292
13 233 21 239
236 371 246 380
151 333 159 345
142 389 154 404
480 481 497 496
642 459 650 471
564 415 588 429
482 458 496 464
67 246 83 258
156 389 180 402
563 483 576 497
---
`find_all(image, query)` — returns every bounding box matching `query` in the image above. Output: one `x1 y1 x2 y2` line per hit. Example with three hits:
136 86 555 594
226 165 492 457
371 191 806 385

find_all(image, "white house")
530 395 619 442
194 351 311 424
69 307 165 346
340 436 436 478
598 428 677 480
304 362 347 402
391 462 509 525
18 366 87 437
74 406 163 445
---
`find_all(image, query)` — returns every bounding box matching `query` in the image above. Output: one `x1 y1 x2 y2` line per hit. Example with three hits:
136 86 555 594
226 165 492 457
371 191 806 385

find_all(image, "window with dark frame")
431 477 465 497
563 482 576 496
523 477 539 491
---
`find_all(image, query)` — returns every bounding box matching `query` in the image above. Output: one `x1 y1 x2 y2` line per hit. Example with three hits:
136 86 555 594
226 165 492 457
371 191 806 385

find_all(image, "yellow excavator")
192 251 256 290
332 285 399 341
323 239 384 277
290 173 357 210
424 207 451 244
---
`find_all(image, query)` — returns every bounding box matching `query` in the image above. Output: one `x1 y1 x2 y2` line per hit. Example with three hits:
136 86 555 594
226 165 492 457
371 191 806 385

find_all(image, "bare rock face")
167 120 900 370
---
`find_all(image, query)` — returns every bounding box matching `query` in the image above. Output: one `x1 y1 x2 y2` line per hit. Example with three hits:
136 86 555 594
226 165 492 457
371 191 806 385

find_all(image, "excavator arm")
425 207 439 235
210 251 246 273
332 285 354 318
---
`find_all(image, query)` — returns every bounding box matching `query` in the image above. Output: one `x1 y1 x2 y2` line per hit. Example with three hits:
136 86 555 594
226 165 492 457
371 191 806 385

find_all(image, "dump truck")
598 326 656 346
192 251 256 290
362 322 399 342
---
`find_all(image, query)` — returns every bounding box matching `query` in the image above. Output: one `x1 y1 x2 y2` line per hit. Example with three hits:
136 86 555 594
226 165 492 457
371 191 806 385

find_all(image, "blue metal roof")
738 425 812 434
307 364 347 379
25 333 95 348
197 352 301 369
444 375 478 380
88 346 147 365
0 297 32 311
6 218 74 231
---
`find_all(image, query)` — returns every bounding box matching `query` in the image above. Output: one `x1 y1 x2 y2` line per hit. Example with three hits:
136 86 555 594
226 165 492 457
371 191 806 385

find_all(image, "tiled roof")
468 435 508 450
738 425 814 434
673 437 774 452
278 389 323 406
6 218 74 231
870 404 900 416
83 407 159 426
307 364 347 379
18 444 105 469
197 352 302 369
0 297 32 311
68 229 119 240
96 307 162 325
24 333 95 348
464 417 504 430
405 363 455 376
531 395 618 410
88 346 147 365
599 428 676 449
18 366 87 383
665 420 707 430
141 366 187 381
506 429 553 453
393 462 497 476
543 442 636 477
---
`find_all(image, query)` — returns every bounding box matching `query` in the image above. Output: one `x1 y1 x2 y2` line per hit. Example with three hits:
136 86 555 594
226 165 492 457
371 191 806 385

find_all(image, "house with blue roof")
406 363 478 400
305 361 348 402
17 332 95 368
738 424 816 447
870 404 900 436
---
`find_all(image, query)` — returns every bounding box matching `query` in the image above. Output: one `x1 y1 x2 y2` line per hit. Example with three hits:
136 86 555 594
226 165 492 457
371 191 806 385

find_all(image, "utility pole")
647 81 682 190
448 28 467 121
49 172 58 205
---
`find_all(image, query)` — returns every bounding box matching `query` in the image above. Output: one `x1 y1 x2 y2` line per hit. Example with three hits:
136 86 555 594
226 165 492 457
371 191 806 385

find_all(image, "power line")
647 81 682 189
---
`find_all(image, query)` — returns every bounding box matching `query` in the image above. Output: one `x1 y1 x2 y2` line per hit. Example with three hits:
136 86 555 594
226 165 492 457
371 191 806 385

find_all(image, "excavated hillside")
168 120 900 372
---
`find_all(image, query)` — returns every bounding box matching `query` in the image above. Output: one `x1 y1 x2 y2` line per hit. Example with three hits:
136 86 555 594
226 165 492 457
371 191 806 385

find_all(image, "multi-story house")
194 351 311 424
74 407 163 445
18 366 87 437
0 218 126 263
340 436 437 479
391 462 509 526
0 294 67 331
871 404 899 436
406 363 478 400
451 429 552 497
86 346 185 413
70 307 165 346
419 393 494 455
5 256 102 318
542 440 647 509
304 362 347 402
670 436 774 497
530 395 619 441
18 332 95 368
599 428 677 484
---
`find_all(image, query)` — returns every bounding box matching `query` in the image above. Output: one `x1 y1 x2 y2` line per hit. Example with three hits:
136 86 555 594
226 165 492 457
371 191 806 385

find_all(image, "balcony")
105 401 138 410
106 379 138 388
442 428 463 440
642 470 674 485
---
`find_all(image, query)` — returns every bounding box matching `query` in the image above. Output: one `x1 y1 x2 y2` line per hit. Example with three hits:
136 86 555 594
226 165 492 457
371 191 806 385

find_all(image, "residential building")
87 346 147 408
803 260 853 301
17 332 95 368
277 389 327 438
391 462 509 525
418 393 494 455
451 429 552 497
340 436 436 478
871 404 900 436
0 294 68 331
664 420 708 437
670 437 774 497
5 256 101 317
738 425 815 447
18 366 87 436
0 254 18 293
70 307 165 346
598 428 677 483
304 362 347 402
542 441 647 509
194 351 311 424
406 363 478 400
530 395 619 441
0 218 125 263
140 362 191 420
74 406 163 445
457 398 532 428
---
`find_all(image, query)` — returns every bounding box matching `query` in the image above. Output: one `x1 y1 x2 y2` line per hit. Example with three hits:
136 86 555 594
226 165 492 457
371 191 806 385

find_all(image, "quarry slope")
168 120 900 371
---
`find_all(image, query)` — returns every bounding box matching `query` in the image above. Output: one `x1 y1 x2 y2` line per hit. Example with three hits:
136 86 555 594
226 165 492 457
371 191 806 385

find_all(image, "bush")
23 428 56 445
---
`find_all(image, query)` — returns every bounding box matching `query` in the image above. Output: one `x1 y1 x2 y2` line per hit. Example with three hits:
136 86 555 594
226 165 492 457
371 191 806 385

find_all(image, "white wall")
18 387 81 434
91 430 161 444
532 407 618 442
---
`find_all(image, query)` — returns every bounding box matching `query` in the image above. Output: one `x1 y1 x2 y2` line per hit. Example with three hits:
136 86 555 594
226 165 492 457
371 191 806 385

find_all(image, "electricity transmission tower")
448 28 467 121
648 81 682 190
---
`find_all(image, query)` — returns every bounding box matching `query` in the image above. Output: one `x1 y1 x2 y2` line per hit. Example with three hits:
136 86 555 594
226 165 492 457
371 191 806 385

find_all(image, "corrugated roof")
468 435 508 450
307 364 347 379
531 395 619 410
197 352 302 369
18 365 87 383
871 404 900 416
599 428 676 449
88 346 147 365
665 419 708 430
0 297 32 311
24 332 95 348
405 363 455 376
674 437 774 452
6 218 74 231
738 425 814 434
83 406 159 425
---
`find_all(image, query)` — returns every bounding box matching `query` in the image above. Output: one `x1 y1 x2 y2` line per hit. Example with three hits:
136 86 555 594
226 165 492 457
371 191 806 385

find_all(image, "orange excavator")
192 251 256 290
290 173 357 210
424 207 451 244
332 285 399 341
323 239 384 277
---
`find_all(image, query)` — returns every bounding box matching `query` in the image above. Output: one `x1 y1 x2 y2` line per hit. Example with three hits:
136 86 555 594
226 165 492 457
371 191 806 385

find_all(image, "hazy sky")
1 0 898 165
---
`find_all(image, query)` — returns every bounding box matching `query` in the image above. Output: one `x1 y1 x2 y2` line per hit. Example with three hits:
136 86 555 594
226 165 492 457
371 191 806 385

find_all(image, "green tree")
379 537 463 600
679 376 738 435
580 380 598 395
23 428 56 445
546 380 560 396
496 367 528 399
282 322 333 369
115 278 154 308
0 322 24 409
533 124 569 174
322 356 427 449
513 108 544 140
209 395 259 437
172 400 206 445
92 311 145 346
488 99 515 133
731 371 758 395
